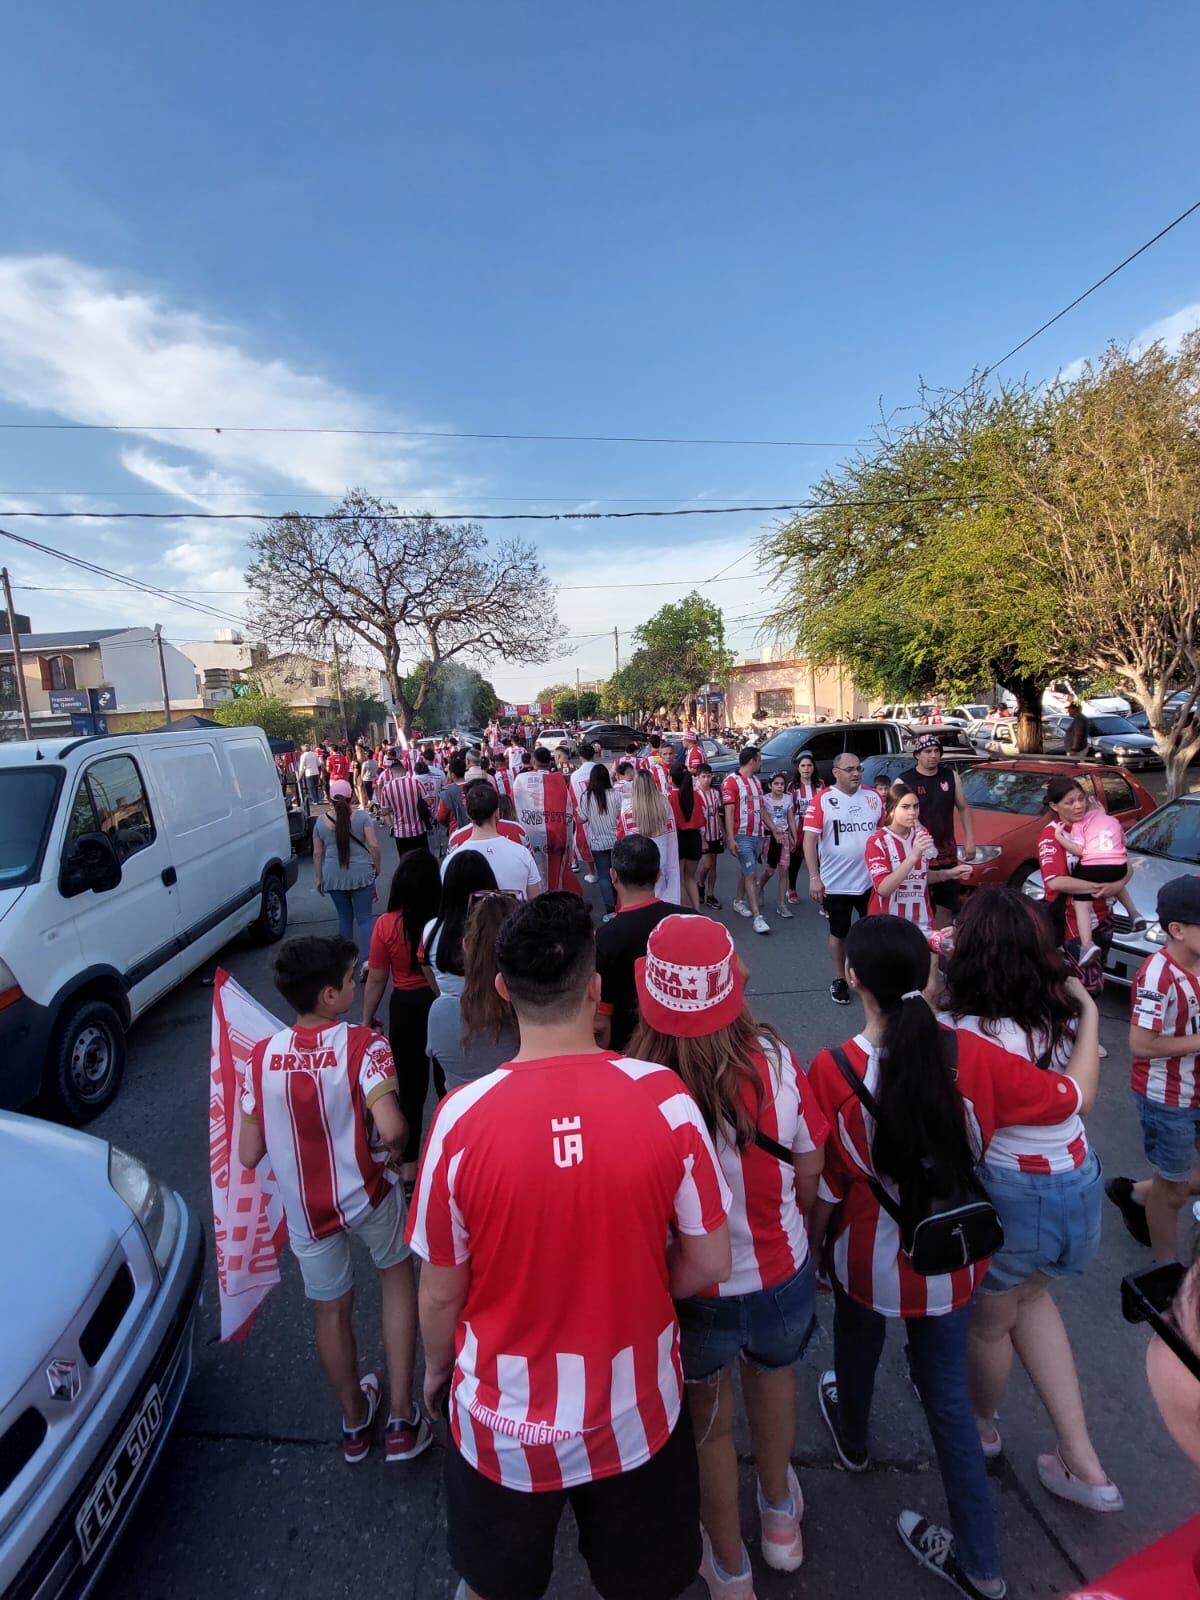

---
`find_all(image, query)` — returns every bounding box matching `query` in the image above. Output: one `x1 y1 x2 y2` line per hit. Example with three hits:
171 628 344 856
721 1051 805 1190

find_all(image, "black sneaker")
1105 1176 1152 1248
704 894 723 909
830 977 851 1005
817 1371 868 1472
896 1512 1006 1599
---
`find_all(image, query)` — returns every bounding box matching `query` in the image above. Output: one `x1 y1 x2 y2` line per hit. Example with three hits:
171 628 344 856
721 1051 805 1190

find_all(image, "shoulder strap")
829 1044 904 1228
753 1128 794 1165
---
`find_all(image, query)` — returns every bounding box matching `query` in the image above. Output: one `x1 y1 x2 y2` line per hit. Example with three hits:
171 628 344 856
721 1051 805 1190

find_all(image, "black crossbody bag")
831 1041 1003 1276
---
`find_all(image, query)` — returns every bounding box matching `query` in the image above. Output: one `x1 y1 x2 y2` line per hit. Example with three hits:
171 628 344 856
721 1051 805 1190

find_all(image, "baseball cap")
1156 875 1200 929
913 732 943 754
634 915 745 1038
683 730 698 742
328 778 353 800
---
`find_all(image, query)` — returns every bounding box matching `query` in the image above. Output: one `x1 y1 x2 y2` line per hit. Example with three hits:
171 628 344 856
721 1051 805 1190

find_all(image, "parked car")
579 722 641 753
1096 797 1200 985
0 728 298 1121
0 1111 203 1600
861 742 992 793
900 726 987 760
958 759 1156 893
977 718 1066 757
1042 681 1132 717
752 721 909 783
534 726 573 753
1044 714 1163 771
634 734 739 775
873 702 970 727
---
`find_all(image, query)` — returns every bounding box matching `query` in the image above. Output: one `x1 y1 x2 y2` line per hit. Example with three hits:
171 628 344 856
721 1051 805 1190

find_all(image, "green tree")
617 593 735 720
577 690 601 719
759 381 1063 751
403 660 498 730
552 693 579 721
213 694 306 741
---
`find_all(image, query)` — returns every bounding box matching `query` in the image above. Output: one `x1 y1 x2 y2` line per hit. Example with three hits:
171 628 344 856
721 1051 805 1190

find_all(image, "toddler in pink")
1054 802 1136 961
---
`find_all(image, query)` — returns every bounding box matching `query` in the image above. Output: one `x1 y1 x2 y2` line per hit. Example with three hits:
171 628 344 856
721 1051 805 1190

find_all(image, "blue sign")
50 690 91 714
90 686 117 712
69 713 110 737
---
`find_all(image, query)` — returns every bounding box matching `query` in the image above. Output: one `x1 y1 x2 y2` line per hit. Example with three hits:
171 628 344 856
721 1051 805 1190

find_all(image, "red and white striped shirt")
865 826 934 928
808 1029 1083 1317
1131 949 1200 1108
703 1039 828 1298
635 756 671 796
491 766 515 804
951 1016 1088 1173
374 770 427 838
242 1023 399 1244
698 785 723 844
406 1052 730 1491
449 817 528 848
722 772 765 837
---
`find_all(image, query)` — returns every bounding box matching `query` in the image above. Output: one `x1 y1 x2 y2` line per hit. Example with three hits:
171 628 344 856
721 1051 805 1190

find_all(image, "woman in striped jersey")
943 889 1121 1513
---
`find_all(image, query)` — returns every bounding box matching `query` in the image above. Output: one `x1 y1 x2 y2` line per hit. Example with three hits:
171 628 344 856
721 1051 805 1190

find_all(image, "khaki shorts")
289 1181 411 1301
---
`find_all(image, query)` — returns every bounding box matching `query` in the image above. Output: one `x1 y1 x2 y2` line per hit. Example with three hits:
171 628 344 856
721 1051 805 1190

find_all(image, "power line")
0 487 817 505
0 421 862 448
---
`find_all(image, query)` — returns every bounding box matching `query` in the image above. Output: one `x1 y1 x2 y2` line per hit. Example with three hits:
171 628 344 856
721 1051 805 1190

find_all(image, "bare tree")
245 491 561 732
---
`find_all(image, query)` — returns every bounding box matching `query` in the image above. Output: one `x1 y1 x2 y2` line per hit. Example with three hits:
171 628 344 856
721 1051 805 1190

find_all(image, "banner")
208 969 288 1342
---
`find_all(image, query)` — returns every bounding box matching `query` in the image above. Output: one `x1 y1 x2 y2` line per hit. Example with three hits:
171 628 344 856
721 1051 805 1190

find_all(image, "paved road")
87 846 1198 1600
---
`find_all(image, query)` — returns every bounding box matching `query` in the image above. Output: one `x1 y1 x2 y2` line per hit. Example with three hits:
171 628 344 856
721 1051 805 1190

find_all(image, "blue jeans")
592 849 615 915
677 1261 816 1380
833 1286 1000 1583
304 774 322 804
328 884 375 954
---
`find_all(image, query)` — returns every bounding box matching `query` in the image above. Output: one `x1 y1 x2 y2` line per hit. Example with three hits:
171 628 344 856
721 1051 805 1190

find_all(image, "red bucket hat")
634 915 745 1038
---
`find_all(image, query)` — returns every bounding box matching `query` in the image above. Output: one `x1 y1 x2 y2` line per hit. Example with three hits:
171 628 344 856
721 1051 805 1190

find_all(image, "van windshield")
0 767 65 887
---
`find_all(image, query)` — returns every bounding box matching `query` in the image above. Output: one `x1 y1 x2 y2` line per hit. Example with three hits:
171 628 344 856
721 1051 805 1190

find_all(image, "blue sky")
1 0 1198 698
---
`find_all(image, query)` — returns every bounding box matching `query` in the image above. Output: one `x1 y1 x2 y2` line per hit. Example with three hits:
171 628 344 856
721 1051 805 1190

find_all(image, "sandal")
1036 1451 1123 1512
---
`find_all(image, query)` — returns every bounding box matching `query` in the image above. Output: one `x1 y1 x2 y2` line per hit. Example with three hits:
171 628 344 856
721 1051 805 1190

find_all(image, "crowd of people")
237 719 1200 1600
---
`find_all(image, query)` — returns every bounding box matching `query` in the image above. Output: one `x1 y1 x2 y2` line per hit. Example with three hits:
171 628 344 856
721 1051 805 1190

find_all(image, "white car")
534 727 573 752
0 1112 203 1599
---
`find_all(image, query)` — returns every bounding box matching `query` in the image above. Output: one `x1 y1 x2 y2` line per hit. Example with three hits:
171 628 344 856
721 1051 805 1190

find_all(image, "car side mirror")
62 830 123 897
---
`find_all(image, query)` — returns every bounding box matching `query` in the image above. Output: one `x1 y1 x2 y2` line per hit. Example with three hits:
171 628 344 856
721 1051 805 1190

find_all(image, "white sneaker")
753 915 771 935
584 872 597 884
698 1530 756 1599
1078 942 1099 964
733 899 752 918
602 912 616 923
775 905 794 919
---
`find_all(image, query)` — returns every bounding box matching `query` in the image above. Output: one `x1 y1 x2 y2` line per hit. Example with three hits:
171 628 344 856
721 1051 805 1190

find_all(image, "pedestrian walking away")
723 747 770 934
312 779 381 955
617 768 682 906
669 763 705 911
425 891 520 1094
578 757 621 918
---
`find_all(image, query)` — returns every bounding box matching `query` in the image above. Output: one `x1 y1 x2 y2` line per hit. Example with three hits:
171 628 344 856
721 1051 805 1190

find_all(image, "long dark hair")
670 762 695 821
460 895 518 1044
844 915 977 1189
429 851 499 976
587 759 613 815
629 1007 786 1149
942 886 1079 1065
385 849 441 968
332 794 353 869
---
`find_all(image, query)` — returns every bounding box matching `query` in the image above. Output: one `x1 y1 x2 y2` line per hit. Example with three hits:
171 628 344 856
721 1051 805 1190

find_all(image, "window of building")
0 661 18 704
38 654 76 692
310 670 326 688
755 687 794 719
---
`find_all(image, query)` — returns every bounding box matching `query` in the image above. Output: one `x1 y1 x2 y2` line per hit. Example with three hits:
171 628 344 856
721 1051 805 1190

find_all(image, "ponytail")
844 916 978 1190
672 763 695 821
333 795 352 869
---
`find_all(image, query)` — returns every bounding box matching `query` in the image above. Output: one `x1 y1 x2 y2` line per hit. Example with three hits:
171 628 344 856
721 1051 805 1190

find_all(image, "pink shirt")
1066 807 1127 867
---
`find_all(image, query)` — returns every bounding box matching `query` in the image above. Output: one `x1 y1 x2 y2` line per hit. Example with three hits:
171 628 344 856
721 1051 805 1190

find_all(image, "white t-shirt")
298 750 321 777
443 835 542 899
802 786 883 894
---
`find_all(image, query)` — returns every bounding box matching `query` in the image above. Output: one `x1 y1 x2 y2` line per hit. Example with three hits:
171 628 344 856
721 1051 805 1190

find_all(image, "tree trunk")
997 672 1045 752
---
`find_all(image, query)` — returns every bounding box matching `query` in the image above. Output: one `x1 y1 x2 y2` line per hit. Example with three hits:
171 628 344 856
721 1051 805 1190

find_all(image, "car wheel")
250 872 288 945
48 997 127 1122
1010 861 1043 897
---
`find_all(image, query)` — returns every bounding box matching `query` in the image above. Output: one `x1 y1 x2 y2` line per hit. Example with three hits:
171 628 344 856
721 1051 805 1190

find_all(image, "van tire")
250 872 288 945
48 998 127 1123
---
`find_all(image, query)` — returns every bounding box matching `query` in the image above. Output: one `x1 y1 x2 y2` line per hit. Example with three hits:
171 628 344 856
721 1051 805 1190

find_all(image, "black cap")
1156 875 1200 929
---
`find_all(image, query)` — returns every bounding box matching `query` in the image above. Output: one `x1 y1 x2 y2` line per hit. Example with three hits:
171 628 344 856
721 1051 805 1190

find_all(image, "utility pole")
154 623 171 723
331 636 351 744
575 665 581 716
613 625 620 677
1 567 32 739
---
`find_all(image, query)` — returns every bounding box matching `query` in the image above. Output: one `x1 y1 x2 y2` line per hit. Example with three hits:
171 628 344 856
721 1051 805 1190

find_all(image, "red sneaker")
385 1409 434 1463
341 1372 380 1463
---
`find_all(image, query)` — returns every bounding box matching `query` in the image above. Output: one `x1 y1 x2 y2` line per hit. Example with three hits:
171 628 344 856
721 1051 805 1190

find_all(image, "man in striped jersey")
1109 877 1200 1261
408 893 731 1600
374 754 430 858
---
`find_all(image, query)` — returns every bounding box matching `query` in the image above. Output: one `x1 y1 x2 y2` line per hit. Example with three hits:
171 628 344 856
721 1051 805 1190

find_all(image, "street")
88 847 1198 1600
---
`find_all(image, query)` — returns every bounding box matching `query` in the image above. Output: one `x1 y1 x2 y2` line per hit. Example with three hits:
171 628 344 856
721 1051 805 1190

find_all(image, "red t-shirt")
1067 1517 1200 1598
668 788 703 832
367 911 431 992
808 1028 1082 1317
327 752 350 781
406 1052 730 1491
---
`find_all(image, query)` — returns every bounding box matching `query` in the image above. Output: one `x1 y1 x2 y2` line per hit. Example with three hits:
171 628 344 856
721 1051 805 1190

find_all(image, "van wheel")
48 998 127 1123
250 873 288 945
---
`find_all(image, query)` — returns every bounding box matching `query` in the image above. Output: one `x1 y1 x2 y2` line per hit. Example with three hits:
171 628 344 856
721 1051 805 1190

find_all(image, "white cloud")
1058 299 1200 383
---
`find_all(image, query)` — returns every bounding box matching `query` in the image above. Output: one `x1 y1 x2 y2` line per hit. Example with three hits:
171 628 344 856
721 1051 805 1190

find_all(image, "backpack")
831 1041 1003 1277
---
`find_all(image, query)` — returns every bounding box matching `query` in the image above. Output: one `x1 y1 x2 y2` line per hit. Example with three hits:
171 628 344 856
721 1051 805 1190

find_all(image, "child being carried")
1054 802 1139 963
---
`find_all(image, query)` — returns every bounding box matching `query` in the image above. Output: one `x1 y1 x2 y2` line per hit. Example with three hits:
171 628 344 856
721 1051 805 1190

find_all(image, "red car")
951 759 1157 890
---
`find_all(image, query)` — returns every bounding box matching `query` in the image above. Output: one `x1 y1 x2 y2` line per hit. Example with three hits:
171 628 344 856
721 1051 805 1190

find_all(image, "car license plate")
75 1384 163 1563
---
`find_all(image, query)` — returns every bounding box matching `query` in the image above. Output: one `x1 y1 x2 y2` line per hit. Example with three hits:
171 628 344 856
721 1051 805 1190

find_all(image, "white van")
0 727 298 1121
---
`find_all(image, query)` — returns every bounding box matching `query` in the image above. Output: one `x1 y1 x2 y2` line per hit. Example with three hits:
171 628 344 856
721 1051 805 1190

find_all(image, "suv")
753 721 908 783
580 722 641 753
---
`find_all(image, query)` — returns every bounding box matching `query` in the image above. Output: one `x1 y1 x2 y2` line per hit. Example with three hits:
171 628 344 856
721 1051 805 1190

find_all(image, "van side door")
62 752 182 1012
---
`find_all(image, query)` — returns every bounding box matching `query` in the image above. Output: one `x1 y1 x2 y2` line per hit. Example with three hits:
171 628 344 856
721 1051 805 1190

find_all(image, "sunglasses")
1121 1261 1200 1382
468 889 520 905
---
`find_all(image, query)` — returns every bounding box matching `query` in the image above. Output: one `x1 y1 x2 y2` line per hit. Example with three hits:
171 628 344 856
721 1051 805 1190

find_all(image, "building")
719 650 867 729
174 630 269 708
0 626 202 737
253 652 394 736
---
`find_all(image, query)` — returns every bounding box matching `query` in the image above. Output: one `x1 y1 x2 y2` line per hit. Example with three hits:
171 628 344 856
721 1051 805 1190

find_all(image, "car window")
1098 771 1137 814
758 729 803 760
70 755 157 862
799 730 846 763
845 726 888 758
1088 717 1137 736
0 768 64 887
1127 802 1200 863
959 768 1053 816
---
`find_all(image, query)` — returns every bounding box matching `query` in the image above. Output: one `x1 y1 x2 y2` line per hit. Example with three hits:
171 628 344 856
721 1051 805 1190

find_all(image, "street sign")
69 713 110 737
50 690 91 714
90 686 117 712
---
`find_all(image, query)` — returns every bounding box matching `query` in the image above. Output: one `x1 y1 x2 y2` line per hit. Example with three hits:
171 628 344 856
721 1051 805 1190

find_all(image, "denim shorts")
978 1150 1102 1294
288 1181 411 1301
733 833 762 874
676 1260 817 1381
1135 1091 1200 1183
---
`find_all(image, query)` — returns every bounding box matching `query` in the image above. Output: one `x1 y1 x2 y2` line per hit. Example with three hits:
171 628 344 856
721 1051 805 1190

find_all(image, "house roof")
0 629 131 652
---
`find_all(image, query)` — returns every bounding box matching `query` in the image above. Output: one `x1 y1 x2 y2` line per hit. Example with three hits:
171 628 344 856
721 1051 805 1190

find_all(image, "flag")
208 969 288 1342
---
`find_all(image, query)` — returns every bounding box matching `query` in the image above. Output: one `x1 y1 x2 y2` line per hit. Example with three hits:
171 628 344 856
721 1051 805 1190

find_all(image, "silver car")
0 1112 203 1598
1102 798 1200 986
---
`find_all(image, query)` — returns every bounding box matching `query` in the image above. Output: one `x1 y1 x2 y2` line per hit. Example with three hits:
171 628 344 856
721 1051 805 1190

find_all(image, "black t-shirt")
897 763 958 868
595 899 698 1052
